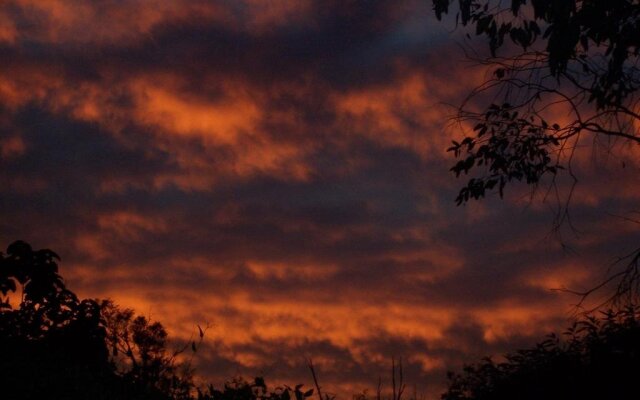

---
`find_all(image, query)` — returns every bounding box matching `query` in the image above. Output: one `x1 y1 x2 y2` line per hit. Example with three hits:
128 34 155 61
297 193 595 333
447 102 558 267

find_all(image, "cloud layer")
1 1 638 398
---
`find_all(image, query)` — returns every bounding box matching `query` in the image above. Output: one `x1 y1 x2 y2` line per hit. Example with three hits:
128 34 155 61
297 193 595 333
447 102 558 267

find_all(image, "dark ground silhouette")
3 240 640 400
0 240 319 400
441 307 640 400
0 240 174 399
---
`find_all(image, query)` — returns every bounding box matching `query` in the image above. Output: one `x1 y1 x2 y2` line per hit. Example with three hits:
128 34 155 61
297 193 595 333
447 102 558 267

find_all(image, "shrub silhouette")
6 240 640 400
0 241 181 399
442 307 640 400
196 377 315 400
102 299 197 399
0 240 311 400
0 240 116 399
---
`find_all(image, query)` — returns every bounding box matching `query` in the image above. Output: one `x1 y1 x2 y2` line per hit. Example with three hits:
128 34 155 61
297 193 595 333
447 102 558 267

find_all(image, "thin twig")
391 357 396 400
308 358 324 400
397 357 405 400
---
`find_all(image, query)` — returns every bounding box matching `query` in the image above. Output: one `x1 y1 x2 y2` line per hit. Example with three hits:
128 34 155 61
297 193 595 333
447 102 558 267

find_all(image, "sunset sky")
1 1 639 398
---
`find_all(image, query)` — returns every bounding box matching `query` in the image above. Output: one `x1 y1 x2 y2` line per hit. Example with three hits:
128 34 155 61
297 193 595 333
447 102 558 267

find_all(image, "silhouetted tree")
0 240 116 399
196 377 315 400
441 306 640 400
0 241 181 399
433 0 640 303
102 300 199 399
434 0 640 202
0 240 310 400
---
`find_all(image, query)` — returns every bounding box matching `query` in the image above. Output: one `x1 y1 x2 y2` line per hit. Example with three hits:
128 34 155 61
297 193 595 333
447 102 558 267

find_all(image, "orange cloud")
128 77 261 144
2 0 229 44
1 0 317 46
334 73 450 156
0 135 26 159
0 12 16 43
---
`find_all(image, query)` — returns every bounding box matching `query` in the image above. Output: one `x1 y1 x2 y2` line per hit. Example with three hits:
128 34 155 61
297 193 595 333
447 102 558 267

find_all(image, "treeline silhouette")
2 240 640 400
441 306 640 400
0 241 317 400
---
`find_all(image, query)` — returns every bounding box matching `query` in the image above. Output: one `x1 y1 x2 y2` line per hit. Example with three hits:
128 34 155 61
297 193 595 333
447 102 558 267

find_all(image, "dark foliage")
196 377 315 400
102 299 197 399
1 240 112 399
448 103 562 204
434 0 640 305
433 0 640 204
442 306 640 400
0 241 178 399
0 240 310 400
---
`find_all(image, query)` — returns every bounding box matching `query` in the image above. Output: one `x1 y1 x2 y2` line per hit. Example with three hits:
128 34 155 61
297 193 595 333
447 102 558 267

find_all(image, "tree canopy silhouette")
441 306 640 400
0 240 117 399
196 377 315 400
0 240 314 400
0 241 195 399
102 299 199 399
433 0 640 303
433 0 639 204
